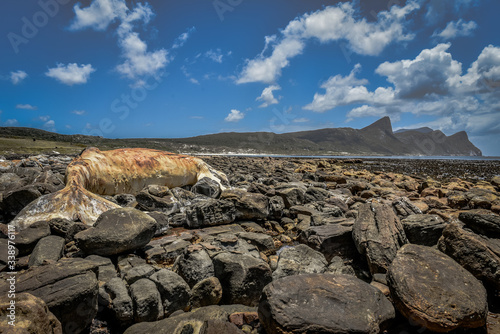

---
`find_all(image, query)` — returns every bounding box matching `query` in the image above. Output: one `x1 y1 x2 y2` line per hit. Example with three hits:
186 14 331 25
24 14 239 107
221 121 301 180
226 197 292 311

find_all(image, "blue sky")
1 0 500 155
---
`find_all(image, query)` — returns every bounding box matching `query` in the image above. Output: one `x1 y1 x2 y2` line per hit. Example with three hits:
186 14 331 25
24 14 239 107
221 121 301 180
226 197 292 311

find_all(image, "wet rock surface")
0 154 499 333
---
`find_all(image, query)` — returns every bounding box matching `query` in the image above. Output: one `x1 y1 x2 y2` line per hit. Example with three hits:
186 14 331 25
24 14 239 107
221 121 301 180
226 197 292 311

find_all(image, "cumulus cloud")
72 110 86 115
10 70 28 85
69 0 127 31
43 119 56 132
16 104 37 110
116 32 168 79
225 109 245 122
257 85 281 108
460 45 500 93
45 63 95 86
237 1 419 84
304 64 395 112
69 0 175 85
433 19 477 40
376 43 462 99
303 43 500 144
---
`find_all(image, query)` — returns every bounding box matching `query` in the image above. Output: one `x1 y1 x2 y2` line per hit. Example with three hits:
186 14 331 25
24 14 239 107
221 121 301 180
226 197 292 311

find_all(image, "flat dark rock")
388 244 488 332
401 214 446 246
259 273 395 334
75 207 157 256
459 210 500 238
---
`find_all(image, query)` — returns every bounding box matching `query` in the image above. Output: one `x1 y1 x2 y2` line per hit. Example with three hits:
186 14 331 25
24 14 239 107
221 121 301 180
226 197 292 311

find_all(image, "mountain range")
0 117 482 156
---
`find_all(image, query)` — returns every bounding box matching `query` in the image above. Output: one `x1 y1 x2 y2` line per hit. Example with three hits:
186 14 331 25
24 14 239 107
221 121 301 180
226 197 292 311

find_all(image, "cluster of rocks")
0 154 499 334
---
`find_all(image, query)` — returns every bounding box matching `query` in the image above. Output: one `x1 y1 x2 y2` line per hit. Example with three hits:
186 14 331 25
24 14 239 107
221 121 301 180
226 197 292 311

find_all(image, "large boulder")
14 221 51 256
28 235 65 267
221 190 269 220
352 203 408 274
2 186 42 219
401 214 446 246
75 207 157 256
438 222 500 290
259 273 395 334
459 210 500 238
190 277 223 309
0 293 62 334
276 185 306 208
213 252 272 306
272 244 328 280
387 244 488 332
174 245 215 288
0 258 99 334
104 277 134 324
129 278 163 323
298 220 356 262
150 269 191 316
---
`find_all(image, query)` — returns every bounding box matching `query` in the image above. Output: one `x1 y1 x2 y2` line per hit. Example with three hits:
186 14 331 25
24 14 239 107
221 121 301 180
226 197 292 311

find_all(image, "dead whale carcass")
10 147 228 229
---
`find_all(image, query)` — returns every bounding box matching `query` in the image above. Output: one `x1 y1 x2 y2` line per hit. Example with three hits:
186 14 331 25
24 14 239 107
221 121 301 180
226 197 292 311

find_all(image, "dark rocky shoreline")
0 153 499 333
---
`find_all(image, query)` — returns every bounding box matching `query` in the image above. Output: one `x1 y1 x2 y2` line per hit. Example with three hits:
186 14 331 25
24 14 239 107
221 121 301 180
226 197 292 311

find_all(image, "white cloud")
225 109 245 122
116 32 168 79
72 110 86 115
205 49 224 63
433 19 477 40
10 70 27 85
376 43 462 99
16 104 37 110
257 85 281 108
37 115 50 122
4 119 19 126
70 0 171 85
189 78 200 85
69 0 127 31
45 63 95 86
304 64 395 112
172 27 196 49
460 45 500 93
237 1 419 84
304 43 500 143
43 120 56 132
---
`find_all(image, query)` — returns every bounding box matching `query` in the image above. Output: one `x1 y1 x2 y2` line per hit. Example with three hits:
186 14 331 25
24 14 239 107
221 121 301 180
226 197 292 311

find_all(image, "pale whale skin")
10 147 228 229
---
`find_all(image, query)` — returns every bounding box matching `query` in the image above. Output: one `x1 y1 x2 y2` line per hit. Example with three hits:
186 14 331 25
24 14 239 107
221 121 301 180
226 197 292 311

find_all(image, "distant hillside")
0 117 482 156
